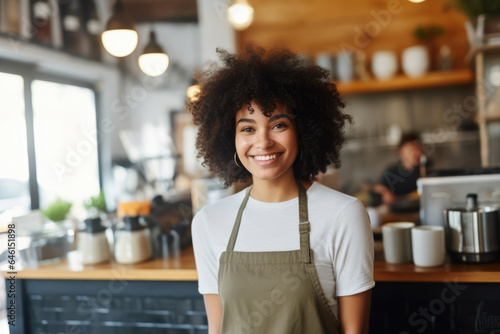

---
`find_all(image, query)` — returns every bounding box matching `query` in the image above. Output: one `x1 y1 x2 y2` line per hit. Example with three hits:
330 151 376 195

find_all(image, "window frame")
0 58 102 210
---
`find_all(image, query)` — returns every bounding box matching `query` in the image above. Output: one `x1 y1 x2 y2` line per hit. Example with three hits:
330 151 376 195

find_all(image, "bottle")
30 0 52 44
466 193 478 211
0 0 21 35
59 0 83 55
81 0 102 61
438 45 452 71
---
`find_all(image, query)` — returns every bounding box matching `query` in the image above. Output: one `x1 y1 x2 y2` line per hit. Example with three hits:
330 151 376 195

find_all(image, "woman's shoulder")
310 181 361 210
309 181 368 229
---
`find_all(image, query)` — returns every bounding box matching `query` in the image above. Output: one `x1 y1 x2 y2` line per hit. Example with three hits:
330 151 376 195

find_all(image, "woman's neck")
250 175 313 203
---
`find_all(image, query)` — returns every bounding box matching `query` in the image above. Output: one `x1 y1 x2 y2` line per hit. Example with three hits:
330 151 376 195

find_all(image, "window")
32 80 100 207
0 63 101 216
0 72 30 213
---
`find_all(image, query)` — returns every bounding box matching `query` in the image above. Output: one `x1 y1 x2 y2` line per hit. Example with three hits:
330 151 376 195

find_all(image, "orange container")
117 201 151 218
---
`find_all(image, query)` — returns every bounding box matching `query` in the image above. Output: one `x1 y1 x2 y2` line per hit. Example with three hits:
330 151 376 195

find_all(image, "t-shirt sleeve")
333 199 375 297
191 208 219 295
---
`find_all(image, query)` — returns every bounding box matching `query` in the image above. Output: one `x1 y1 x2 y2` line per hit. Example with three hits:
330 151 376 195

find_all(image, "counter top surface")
3 243 500 283
372 242 500 283
1 247 199 281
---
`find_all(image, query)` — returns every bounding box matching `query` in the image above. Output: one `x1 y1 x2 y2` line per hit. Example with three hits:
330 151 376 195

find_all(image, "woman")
189 46 374 334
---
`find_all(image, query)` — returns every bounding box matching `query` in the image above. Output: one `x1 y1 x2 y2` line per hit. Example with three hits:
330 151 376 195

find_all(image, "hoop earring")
234 152 241 167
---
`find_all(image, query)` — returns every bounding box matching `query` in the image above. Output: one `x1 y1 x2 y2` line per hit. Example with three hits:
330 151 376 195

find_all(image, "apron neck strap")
297 180 312 263
226 180 312 263
226 185 252 251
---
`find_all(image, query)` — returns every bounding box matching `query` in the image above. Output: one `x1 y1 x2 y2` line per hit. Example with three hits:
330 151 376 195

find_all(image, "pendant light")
101 0 138 57
138 30 169 77
187 84 201 102
227 0 254 31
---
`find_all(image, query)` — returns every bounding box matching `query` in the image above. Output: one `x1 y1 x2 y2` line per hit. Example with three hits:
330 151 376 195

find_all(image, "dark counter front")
9 279 207 334
3 247 206 334
3 245 500 333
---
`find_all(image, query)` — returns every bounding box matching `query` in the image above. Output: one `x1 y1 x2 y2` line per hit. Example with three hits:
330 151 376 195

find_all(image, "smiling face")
235 101 298 183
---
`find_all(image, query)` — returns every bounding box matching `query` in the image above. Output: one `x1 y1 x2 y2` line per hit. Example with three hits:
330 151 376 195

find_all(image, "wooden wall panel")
237 0 470 69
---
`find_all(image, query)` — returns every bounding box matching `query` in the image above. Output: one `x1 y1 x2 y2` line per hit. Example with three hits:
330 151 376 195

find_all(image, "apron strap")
226 180 312 263
297 180 312 264
226 186 252 251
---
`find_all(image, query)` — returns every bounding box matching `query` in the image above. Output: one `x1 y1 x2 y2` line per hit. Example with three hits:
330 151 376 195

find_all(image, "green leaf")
41 199 73 222
83 190 107 212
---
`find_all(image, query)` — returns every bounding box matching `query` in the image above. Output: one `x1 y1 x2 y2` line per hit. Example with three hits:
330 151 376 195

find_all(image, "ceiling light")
227 0 254 31
138 30 169 77
408 0 426 3
101 0 138 57
187 84 201 101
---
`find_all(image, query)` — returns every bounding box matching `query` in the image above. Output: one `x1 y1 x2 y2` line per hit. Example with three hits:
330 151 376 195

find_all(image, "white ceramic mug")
402 45 430 77
372 51 398 80
411 226 446 267
315 52 334 76
382 222 415 264
337 51 355 82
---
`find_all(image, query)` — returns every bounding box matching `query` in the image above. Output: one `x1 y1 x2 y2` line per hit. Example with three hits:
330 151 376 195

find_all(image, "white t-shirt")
191 181 375 318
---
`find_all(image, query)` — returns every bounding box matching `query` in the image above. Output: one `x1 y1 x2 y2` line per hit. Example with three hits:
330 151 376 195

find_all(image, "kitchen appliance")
444 193 500 263
418 172 500 226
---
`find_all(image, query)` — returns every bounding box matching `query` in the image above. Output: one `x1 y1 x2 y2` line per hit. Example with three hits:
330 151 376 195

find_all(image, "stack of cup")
383 222 446 267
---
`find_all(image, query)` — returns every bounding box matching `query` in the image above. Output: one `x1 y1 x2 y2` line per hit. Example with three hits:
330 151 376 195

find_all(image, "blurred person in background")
374 132 426 205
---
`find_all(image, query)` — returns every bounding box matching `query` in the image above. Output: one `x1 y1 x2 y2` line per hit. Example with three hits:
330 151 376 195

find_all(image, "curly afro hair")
187 45 352 188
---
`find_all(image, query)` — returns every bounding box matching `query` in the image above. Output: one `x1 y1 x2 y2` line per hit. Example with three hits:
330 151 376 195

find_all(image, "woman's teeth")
253 154 279 161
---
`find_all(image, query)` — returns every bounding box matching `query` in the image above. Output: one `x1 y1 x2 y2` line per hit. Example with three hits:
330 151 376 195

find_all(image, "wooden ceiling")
120 0 198 22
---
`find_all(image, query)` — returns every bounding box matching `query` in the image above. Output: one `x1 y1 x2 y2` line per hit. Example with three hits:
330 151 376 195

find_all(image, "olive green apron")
218 180 340 333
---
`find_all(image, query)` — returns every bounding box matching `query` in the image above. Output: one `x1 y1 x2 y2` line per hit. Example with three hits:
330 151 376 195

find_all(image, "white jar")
114 216 152 264
402 45 430 77
336 51 355 82
77 217 111 265
372 51 398 80
315 52 334 79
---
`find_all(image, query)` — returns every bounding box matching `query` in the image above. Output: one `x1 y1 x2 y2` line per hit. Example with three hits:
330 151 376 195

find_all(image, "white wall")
197 0 236 62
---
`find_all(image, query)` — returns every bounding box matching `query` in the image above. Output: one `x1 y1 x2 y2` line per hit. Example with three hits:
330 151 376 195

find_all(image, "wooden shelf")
476 114 500 123
335 68 474 95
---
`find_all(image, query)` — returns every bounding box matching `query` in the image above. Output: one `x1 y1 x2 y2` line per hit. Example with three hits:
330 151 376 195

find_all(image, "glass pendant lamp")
227 0 254 31
138 30 169 77
101 0 138 57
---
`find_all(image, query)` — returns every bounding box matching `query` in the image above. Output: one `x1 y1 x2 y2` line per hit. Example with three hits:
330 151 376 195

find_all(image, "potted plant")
83 190 107 218
41 198 73 223
407 25 445 73
455 0 500 46
38 199 74 263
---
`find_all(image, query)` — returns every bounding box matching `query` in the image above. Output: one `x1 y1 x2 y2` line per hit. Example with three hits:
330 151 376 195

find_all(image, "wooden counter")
3 244 500 283
373 241 500 283
1 247 198 281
